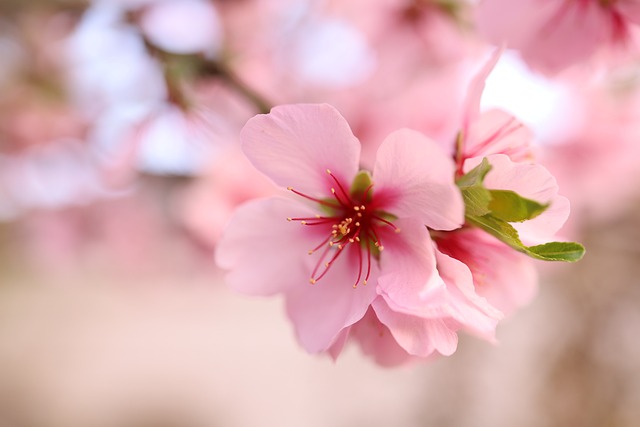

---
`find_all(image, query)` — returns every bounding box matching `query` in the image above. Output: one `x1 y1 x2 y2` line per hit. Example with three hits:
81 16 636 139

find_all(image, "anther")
309 278 317 284
301 221 307 225
355 222 360 227
354 206 360 211
287 187 293 191
287 218 292 221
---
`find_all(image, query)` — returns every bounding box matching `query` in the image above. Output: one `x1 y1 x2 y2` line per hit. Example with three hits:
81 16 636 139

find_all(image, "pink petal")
376 218 445 316
373 129 464 230
373 299 459 357
464 109 534 163
326 327 351 361
464 154 570 241
433 249 502 341
350 307 420 367
462 48 503 138
215 197 320 296
284 243 379 353
436 228 538 316
240 104 360 198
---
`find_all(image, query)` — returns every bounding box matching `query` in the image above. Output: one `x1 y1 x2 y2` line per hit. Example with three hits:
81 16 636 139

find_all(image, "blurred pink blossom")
476 0 640 74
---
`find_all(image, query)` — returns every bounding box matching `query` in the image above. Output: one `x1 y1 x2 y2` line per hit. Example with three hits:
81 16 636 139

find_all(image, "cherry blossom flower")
216 103 478 355
475 0 640 74
432 48 571 317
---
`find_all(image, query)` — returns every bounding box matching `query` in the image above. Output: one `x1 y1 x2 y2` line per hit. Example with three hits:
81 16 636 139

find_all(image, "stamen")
364 243 372 285
326 169 354 206
308 234 333 255
287 187 340 208
313 245 346 283
372 214 399 230
353 245 363 288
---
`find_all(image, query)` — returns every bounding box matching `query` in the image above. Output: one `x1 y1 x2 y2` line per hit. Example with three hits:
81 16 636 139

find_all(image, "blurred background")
1 0 640 426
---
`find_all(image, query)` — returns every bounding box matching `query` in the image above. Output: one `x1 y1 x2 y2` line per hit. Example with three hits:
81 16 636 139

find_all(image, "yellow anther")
287 218 292 221
287 187 293 191
354 206 360 211
309 278 316 284
326 169 332 174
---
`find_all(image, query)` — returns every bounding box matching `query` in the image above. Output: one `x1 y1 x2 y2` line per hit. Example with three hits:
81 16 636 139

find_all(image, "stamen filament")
287 187 340 208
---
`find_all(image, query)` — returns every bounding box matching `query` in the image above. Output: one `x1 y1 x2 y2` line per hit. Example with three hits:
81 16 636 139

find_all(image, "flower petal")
350 307 420 367
465 109 534 162
462 48 503 137
373 298 459 357
240 103 361 197
436 228 538 316
284 243 379 353
373 129 464 230
215 197 320 296
376 218 444 316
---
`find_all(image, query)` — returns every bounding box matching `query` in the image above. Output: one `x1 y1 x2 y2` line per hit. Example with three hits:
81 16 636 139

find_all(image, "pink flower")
216 103 469 355
458 50 570 243
457 49 534 171
476 0 640 74
430 49 570 317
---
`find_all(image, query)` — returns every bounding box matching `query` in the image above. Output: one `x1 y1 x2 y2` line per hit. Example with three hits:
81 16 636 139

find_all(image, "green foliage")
457 159 585 262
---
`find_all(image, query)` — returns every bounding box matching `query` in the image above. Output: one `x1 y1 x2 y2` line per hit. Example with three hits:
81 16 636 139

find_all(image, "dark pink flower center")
286 170 399 288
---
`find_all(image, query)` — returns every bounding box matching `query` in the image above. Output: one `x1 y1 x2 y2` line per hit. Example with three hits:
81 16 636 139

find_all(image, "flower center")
286 169 399 288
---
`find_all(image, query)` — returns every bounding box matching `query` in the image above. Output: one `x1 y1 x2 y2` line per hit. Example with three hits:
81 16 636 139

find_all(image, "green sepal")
487 189 549 223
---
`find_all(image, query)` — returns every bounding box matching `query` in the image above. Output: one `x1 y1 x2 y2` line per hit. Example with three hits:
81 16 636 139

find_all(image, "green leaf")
457 158 493 217
461 186 492 216
467 214 585 262
466 214 523 249
526 242 586 262
456 157 492 188
488 190 549 222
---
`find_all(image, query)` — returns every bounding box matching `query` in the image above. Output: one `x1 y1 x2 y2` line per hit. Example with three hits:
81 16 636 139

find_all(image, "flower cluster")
215 56 584 366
